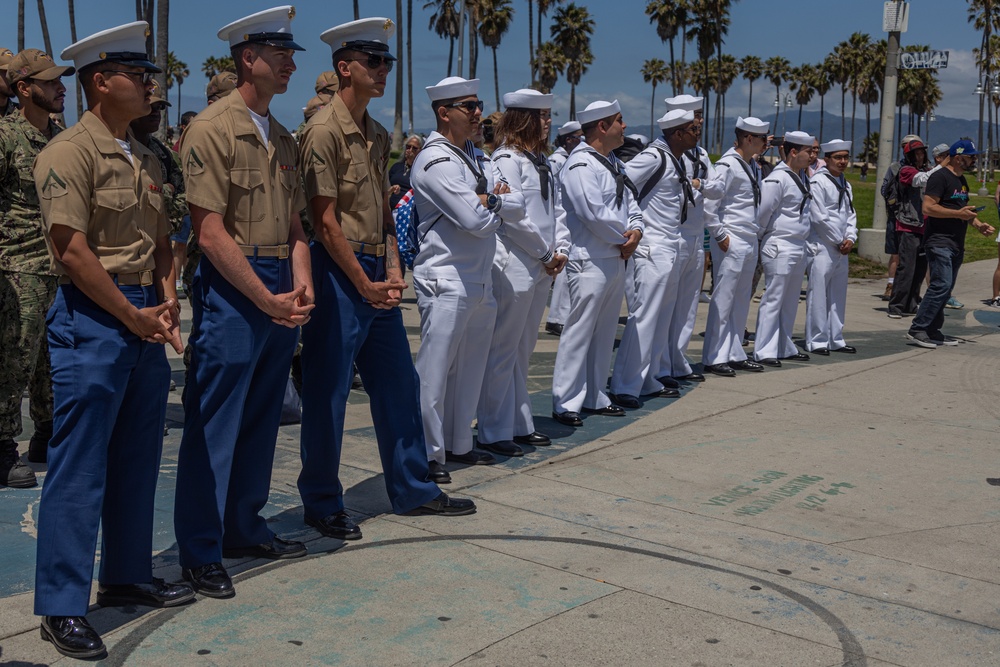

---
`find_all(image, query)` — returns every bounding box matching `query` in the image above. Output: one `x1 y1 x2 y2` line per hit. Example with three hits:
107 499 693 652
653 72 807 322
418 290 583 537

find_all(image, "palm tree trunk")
570 83 576 120
865 103 871 148
669 40 677 95
393 0 404 152
747 80 753 116
156 0 169 136
492 46 500 112
650 83 656 139
447 37 454 77
797 104 803 130
850 95 857 149
774 83 780 129
841 86 846 138
18 0 25 51
406 0 414 134
67 0 83 120
819 93 825 143
353 0 359 20
528 0 534 84
36 0 54 55
176 79 182 126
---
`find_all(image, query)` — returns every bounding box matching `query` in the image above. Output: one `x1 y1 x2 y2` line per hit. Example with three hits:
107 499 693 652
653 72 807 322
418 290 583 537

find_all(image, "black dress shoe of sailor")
545 322 564 336
729 359 765 372
608 393 641 409
705 363 736 377
446 449 496 465
655 376 681 389
41 616 106 659
552 411 583 427
581 405 626 417
406 493 477 516
831 345 857 353
674 372 706 382
643 387 680 398
428 460 451 484
306 512 363 540
97 577 196 608
513 432 551 446
780 352 811 361
222 536 307 560
758 358 782 367
811 348 830 356
478 440 524 457
183 562 235 599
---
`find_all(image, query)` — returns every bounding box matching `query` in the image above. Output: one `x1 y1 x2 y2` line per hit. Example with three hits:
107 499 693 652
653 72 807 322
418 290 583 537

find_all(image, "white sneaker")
988 297 1000 307
905 331 938 349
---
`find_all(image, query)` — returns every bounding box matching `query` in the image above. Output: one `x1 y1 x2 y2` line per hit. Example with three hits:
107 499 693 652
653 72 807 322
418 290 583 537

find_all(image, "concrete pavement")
2 258 1000 666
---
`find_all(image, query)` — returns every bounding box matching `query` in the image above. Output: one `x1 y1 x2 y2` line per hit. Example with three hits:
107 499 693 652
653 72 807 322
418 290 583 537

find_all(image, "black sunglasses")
102 70 154 85
446 100 484 113
347 55 394 72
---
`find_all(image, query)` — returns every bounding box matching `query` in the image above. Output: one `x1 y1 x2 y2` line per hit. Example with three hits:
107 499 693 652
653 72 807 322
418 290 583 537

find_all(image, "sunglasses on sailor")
447 100 485 114
346 54 394 72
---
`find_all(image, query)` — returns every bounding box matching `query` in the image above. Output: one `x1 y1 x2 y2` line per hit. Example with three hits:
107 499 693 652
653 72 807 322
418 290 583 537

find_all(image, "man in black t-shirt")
907 140 995 348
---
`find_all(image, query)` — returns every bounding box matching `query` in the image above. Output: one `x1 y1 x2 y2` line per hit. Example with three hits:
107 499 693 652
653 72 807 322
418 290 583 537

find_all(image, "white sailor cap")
557 120 582 136
736 116 769 134
820 139 851 154
664 94 703 112
502 88 553 110
627 133 649 144
577 100 620 125
321 17 396 58
784 130 816 147
218 6 305 51
61 21 160 72
426 76 479 102
657 109 694 131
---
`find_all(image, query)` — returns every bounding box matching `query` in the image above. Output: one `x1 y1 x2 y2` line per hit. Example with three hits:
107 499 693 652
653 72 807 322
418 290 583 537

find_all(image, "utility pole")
858 0 907 263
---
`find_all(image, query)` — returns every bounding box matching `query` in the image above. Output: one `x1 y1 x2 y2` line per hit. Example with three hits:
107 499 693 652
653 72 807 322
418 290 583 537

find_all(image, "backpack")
881 161 901 219
882 162 922 228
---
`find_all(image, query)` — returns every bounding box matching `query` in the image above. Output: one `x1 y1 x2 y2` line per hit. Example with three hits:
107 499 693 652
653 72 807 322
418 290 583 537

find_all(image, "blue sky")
3 0 985 134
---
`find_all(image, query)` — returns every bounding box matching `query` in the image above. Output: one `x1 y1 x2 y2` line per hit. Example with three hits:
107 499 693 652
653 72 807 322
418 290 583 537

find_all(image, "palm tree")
201 56 235 79
17 0 25 51
646 0 689 96
642 58 668 138
353 0 360 19
814 57 835 141
394 0 404 152
827 43 851 138
155 0 169 134
687 0 721 142
538 0 564 60
407 0 414 134
550 3 594 118
845 32 872 147
739 54 762 116
712 53 738 152
136 0 154 56
763 55 790 128
35 0 54 55
666 61 687 100
790 64 815 130
528 0 534 83
68 0 83 120
534 40 566 94
164 52 189 126
478 0 515 111
425 0 460 77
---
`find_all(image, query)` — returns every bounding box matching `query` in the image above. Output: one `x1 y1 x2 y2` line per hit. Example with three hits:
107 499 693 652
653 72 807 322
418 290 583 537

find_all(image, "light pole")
774 92 793 134
975 77 999 195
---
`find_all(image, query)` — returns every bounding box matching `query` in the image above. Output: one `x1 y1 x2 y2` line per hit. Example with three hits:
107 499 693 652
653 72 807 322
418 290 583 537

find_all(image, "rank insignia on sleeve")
40 168 67 197
186 148 203 169
309 149 325 166
423 156 450 170
568 162 587 170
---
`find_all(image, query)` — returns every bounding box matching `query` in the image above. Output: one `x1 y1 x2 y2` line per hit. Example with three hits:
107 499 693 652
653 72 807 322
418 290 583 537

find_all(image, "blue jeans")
910 244 963 334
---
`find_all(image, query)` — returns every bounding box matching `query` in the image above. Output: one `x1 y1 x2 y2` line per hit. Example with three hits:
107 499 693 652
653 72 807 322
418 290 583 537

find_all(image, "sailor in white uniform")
805 139 858 355
545 120 583 335
753 130 818 366
701 116 770 376
411 76 517 468
476 89 568 457
608 109 700 406
551 100 643 427
658 94 724 383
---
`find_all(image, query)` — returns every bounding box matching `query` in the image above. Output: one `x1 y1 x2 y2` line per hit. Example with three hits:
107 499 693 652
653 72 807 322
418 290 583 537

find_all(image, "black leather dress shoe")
831 345 857 353
655 376 681 389
608 393 641 409
97 577 196 608
513 432 551 446
478 440 524 457
582 405 626 416
552 411 583 427
445 449 496 465
811 348 830 356
183 562 235 599
643 387 680 398
705 363 736 377
428 460 451 484
780 352 810 361
729 359 764 372
305 512 362 540
545 322 564 336
41 616 106 659
406 493 477 516
758 358 782 367
223 536 307 560
674 373 706 382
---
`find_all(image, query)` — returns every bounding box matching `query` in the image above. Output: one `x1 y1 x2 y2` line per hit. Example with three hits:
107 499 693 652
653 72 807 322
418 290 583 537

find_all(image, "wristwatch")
487 193 500 211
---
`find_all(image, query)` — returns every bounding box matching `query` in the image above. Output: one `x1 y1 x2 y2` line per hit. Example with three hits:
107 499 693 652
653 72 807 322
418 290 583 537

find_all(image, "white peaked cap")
217 6 304 50
502 88 553 110
664 94 703 111
657 109 694 130
61 21 159 71
557 120 582 136
736 116 769 134
577 100 620 125
784 130 816 147
821 139 851 154
321 17 396 56
426 76 479 102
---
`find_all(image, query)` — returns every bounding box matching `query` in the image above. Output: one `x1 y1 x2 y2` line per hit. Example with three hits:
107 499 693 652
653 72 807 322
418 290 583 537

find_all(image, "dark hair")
495 107 547 155
230 43 263 78
581 113 617 137
180 111 197 126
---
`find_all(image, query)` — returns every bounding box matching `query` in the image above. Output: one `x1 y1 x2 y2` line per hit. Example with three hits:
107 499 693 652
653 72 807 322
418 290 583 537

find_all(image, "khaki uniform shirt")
299 94 390 247
180 91 304 247
34 111 169 276
0 112 61 274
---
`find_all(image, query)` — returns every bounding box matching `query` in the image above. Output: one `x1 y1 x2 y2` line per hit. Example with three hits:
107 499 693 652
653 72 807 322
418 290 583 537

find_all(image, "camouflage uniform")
0 111 60 441
145 134 187 234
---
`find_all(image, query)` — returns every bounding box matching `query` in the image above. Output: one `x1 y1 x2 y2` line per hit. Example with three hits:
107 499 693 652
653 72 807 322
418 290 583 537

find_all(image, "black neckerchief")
523 149 552 201
719 152 761 208
685 147 707 180
665 148 696 223
778 166 812 213
587 149 638 209
822 173 854 212
426 138 488 195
